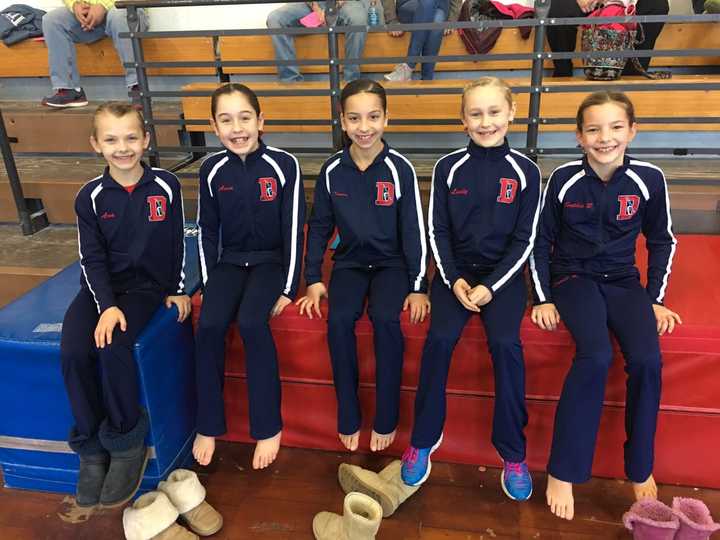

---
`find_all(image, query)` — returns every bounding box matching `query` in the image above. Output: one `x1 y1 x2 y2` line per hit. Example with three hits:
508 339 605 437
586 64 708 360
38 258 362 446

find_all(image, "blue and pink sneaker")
400 434 443 486
501 460 533 501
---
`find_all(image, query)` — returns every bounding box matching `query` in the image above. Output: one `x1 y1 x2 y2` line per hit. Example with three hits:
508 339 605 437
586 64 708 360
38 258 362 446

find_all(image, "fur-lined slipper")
158 469 223 537
123 491 198 540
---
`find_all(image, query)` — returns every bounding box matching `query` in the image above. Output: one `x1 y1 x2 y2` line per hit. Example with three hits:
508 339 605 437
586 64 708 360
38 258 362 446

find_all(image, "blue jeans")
266 1 380 82
397 0 448 80
42 7 148 89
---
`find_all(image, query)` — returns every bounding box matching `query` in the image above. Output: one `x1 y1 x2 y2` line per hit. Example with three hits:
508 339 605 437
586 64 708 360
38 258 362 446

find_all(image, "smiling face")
461 85 516 148
576 102 637 175
340 91 388 154
90 111 149 183
210 91 264 158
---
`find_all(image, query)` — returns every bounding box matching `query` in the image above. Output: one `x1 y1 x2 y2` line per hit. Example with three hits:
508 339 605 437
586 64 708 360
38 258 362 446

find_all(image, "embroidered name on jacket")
564 201 593 209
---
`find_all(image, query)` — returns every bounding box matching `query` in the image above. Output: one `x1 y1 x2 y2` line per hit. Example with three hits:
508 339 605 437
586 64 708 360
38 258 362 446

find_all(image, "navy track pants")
195 262 284 440
61 287 162 447
548 274 662 483
411 271 528 462
327 266 409 436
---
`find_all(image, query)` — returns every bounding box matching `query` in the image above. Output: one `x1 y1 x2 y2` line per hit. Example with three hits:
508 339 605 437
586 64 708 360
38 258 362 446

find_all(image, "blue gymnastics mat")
0 231 200 494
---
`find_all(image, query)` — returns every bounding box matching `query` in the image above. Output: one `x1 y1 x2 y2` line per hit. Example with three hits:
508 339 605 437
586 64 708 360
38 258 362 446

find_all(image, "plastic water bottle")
368 0 379 26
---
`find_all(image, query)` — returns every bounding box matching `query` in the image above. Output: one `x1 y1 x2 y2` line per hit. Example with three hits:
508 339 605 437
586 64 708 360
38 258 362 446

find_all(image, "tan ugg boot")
157 469 223 537
123 491 198 540
338 460 420 517
312 492 382 540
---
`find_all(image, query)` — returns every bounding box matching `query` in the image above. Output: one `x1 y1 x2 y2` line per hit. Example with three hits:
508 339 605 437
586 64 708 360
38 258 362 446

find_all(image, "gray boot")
338 460 419 517
312 492 382 540
98 410 150 508
69 430 110 508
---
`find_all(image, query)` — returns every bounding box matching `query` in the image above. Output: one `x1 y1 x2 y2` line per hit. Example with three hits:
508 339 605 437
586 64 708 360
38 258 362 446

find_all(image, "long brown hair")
576 91 636 131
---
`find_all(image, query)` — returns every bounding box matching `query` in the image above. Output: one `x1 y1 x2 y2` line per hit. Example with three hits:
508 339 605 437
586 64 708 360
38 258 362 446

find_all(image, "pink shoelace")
402 447 419 470
505 461 530 487
505 462 526 475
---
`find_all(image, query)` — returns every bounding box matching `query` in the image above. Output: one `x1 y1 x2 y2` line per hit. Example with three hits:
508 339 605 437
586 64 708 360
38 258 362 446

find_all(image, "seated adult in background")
546 0 669 77
41 1 148 108
383 0 462 81
267 1 384 83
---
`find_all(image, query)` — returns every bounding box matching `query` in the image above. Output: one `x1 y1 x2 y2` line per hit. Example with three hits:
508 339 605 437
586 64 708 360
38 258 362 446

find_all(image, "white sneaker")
384 63 412 82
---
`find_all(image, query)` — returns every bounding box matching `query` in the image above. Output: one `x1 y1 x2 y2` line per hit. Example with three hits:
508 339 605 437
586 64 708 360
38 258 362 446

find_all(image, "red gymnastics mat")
192 234 720 488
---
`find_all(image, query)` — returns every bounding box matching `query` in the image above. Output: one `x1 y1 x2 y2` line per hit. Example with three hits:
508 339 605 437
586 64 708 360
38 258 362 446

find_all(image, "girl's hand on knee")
443 28 453 36
165 294 192 322
652 304 682 336
94 306 126 348
296 283 327 320
389 30 404 37
404 292 430 324
452 278 480 312
531 303 560 331
468 284 492 307
271 295 292 318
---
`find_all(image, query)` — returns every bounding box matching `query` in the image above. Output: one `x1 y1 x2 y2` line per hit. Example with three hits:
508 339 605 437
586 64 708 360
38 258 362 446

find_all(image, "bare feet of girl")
633 474 658 500
370 429 396 452
339 431 360 451
193 433 215 466
547 474 575 520
253 431 282 470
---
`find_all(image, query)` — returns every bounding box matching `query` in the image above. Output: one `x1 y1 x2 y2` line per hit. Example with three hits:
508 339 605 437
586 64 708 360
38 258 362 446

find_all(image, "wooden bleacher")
1 24 718 230
180 75 720 133
1 23 718 78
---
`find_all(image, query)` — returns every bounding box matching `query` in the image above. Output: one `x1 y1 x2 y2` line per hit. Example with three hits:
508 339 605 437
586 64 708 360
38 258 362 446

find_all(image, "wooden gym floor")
1 440 719 539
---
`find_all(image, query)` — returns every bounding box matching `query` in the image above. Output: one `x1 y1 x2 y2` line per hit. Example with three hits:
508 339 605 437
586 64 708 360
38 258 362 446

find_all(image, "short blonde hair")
92 101 145 138
461 77 514 114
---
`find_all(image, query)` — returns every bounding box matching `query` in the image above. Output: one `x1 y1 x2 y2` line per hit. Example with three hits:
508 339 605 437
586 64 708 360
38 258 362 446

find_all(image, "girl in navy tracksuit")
531 91 681 521
193 83 305 470
399 78 540 502
297 79 429 453
62 102 189 508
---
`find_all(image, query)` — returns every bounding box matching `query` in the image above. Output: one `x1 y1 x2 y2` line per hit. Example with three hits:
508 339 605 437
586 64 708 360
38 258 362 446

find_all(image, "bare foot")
253 431 282 470
370 429 396 452
633 474 658 500
193 433 215 466
546 474 575 520
339 431 360 451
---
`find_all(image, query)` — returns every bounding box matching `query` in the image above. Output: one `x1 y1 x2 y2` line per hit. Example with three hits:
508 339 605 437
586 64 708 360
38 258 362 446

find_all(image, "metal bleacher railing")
111 0 720 168
0 0 719 233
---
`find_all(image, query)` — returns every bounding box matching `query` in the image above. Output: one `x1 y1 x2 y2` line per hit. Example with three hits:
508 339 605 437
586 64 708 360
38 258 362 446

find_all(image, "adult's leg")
410 275 472 448
266 3 312 82
339 1 375 81
42 7 105 89
546 0 583 77
327 268 372 437
103 8 149 87
419 6 448 80
194 263 248 437
366 267 409 439
480 274 528 463
633 0 670 70
604 277 662 487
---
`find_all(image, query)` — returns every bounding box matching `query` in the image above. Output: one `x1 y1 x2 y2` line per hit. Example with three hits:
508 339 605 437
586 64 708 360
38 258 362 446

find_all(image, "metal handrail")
115 0 719 165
